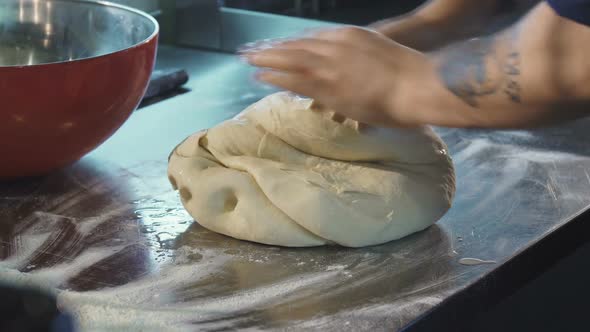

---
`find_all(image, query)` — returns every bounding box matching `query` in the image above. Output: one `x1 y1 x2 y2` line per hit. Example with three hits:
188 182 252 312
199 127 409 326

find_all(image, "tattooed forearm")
503 51 521 102
436 30 521 108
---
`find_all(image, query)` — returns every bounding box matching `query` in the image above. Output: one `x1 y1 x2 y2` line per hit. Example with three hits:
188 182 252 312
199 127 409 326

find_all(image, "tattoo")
503 51 521 103
437 31 521 108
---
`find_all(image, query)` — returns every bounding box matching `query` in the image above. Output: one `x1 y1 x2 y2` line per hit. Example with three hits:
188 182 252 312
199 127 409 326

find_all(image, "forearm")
394 3 590 128
370 0 501 51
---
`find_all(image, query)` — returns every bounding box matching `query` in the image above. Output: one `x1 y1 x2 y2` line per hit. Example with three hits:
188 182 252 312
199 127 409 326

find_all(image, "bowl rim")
0 0 160 69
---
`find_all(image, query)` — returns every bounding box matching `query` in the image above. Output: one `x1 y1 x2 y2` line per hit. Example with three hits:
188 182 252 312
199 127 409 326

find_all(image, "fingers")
239 27 373 74
256 70 325 98
277 38 342 57
256 70 333 117
239 36 338 57
300 25 373 41
312 26 377 42
236 37 294 53
245 48 326 74
239 26 375 57
310 99 328 111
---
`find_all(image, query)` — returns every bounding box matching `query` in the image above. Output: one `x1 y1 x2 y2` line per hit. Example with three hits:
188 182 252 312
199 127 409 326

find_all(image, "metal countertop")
1 45 590 331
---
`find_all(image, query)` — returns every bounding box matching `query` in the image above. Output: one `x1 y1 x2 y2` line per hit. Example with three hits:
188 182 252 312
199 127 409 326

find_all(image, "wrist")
369 15 450 52
387 53 480 128
384 50 433 127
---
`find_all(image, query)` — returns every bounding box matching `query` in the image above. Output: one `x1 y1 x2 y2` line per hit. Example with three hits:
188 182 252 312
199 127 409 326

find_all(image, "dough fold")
168 92 455 247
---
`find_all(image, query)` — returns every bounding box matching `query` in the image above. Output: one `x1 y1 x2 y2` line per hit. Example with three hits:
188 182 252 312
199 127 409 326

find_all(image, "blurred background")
220 0 427 24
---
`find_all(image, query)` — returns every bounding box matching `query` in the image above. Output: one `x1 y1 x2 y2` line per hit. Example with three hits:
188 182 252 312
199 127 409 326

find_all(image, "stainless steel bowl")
0 0 158 66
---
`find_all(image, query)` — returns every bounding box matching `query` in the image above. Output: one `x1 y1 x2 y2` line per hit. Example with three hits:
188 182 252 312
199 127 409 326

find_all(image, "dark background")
222 0 427 24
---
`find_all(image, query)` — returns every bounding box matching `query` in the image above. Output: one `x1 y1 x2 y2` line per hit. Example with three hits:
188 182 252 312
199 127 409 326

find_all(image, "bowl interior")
0 0 158 66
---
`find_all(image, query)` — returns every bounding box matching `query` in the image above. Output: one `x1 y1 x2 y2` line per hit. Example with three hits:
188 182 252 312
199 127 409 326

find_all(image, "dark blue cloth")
547 0 590 26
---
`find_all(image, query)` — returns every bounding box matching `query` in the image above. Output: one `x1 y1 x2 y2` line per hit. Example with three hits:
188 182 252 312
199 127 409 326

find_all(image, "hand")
241 26 431 127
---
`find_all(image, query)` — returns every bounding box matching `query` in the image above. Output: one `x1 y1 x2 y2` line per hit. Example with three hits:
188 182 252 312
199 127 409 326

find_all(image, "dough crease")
168 92 455 247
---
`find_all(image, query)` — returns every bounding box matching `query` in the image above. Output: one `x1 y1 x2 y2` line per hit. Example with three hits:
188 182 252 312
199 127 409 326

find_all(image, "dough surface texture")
168 92 455 247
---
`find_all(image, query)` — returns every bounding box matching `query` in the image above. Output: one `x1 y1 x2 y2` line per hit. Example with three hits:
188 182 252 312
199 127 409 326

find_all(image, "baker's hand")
242 26 431 127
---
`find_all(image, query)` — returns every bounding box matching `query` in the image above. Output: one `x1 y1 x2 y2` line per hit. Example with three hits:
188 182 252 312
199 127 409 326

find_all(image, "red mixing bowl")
0 0 159 178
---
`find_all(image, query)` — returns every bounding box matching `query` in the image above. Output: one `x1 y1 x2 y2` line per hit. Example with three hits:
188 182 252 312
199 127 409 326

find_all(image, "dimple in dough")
168 92 456 247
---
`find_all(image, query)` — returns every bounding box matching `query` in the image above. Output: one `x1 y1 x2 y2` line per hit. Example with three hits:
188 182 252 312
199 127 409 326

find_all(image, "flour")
0 268 58 296
458 258 497 266
32 247 127 288
1 240 350 332
58 268 341 330
0 232 52 269
293 295 445 332
326 265 346 271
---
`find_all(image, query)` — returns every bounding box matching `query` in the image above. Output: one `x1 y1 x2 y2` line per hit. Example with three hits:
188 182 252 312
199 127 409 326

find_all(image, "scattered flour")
1 241 345 331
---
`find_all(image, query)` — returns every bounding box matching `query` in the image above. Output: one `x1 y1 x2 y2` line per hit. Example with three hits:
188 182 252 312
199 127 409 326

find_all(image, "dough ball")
168 92 455 247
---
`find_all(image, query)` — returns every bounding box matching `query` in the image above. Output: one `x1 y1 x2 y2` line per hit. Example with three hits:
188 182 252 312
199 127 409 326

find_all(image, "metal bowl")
0 0 159 178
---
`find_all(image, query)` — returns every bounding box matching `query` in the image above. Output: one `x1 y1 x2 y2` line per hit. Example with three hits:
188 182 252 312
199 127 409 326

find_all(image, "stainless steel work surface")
1 45 590 331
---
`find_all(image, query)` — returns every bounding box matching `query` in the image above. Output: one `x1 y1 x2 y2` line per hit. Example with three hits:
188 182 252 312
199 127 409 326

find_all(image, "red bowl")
0 0 159 178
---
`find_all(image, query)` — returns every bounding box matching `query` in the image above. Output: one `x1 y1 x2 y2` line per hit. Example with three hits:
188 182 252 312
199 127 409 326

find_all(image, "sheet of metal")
1 45 590 331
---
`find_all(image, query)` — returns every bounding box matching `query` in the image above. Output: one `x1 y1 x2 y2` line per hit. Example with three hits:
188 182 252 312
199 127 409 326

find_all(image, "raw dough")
168 92 455 247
